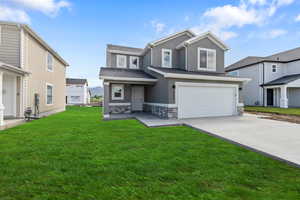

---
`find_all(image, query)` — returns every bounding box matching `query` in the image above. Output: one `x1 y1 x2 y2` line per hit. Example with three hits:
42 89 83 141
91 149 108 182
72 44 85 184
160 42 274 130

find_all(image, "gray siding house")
100 30 249 119
226 47 300 108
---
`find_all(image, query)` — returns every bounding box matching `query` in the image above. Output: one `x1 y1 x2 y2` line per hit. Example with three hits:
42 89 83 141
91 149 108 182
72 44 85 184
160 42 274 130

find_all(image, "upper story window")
272 65 277 73
47 52 53 72
162 49 172 68
111 84 124 100
46 83 53 105
116 55 127 68
197 48 216 71
130 56 139 69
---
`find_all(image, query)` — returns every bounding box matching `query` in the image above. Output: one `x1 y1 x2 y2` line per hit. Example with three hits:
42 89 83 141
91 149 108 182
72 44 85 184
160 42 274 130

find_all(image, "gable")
149 30 195 47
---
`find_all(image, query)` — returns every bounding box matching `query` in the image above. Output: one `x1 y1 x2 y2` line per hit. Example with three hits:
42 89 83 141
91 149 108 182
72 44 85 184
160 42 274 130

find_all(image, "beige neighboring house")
0 21 69 128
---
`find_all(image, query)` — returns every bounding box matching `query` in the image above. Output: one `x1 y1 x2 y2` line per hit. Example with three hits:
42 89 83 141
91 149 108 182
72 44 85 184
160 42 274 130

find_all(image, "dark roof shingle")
261 74 300 86
66 78 87 85
100 67 156 79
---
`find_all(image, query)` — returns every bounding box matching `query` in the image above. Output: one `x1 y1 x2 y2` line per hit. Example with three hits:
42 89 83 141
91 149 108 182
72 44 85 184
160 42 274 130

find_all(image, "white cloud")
268 29 287 38
0 5 30 23
10 0 71 16
151 20 166 33
191 0 295 41
295 14 300 22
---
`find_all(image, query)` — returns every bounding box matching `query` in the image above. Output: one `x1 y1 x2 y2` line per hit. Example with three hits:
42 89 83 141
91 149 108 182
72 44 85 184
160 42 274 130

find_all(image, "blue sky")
1 0 300 87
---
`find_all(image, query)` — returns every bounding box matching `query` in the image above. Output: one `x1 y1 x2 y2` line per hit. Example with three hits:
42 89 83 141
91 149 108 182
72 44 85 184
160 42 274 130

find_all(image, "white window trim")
116 55 127 68
161 49 172 68
46 83 54 106
46 52 54 72
272 64 277 73
197 48 216 71
111 84 124 100
129 56 139 69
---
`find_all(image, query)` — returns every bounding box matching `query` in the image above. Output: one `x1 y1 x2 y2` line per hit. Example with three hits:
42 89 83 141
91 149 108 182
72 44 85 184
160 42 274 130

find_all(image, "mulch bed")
246 111 300 124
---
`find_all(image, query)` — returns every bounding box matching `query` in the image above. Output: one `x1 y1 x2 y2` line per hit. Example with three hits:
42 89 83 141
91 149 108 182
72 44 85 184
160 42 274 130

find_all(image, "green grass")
0 107 299 200
245 106 300 116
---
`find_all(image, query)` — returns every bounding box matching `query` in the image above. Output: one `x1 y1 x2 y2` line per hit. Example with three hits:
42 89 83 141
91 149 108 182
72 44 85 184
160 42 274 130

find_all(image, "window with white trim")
47 52 53 72
46 84 53 105
162 49 172 68
272 65 277 73
197 48 216 71
71 96 80 102
116 55 127 68
111 84 124 100
130 56 139 69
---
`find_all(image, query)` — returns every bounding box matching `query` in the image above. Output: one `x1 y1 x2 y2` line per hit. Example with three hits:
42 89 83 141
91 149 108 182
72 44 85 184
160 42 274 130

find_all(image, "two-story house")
226 47 300 108
0 21 69 128
100 30 249 119
66 78 90 105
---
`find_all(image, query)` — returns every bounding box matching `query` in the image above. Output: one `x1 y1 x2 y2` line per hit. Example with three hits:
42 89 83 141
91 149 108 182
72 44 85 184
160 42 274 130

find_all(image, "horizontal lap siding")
0 24 20 67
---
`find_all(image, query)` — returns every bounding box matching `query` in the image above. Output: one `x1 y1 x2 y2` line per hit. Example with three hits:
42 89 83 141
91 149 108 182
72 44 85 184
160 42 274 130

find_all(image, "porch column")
103 82 110 118
0 72 4 126
280 85 288 108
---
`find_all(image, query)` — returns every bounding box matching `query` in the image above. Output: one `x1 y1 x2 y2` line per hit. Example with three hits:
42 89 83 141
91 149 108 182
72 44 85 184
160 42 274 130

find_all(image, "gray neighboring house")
100 30 249 119
226 47 300 108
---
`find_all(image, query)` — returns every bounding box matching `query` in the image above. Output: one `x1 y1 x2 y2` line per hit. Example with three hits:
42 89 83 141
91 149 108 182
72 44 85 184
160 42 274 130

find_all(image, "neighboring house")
0 21 69 127
100 30 249 119
66 78 90 105
226 47 300 108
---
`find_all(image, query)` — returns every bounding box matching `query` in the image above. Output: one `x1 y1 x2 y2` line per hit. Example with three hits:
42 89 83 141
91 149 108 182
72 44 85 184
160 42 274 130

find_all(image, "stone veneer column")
103 82 110 118
280 85 288 108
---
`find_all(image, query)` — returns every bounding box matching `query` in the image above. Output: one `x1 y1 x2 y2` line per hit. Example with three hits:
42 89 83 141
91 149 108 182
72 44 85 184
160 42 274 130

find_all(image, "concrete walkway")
182 114 300 167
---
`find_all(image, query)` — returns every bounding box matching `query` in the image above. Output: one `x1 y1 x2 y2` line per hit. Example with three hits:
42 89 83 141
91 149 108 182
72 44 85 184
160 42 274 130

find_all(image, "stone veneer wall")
109 105 131 114
237 104 244 116
143 104 178 119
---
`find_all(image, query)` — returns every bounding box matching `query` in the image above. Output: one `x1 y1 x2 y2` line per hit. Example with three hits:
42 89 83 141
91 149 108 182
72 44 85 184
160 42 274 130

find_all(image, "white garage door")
177 83 237 119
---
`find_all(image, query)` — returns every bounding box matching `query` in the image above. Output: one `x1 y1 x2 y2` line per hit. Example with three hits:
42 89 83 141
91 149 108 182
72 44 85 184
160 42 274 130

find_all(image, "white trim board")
144 102 177 108
109 103 131 106
108 49 142 56
100 76 158 82
148 67 250 82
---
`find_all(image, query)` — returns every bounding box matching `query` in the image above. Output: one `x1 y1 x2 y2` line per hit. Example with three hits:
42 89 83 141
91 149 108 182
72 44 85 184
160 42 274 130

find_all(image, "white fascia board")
100 75 157 82
107 49 142 56
176 31 229 51
149 30 195 47
148 67 250 82
109 103 131 106
144 102 177 108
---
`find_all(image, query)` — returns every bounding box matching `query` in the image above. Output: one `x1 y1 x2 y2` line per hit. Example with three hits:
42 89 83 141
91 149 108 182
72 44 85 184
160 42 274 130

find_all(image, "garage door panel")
178 85 236 119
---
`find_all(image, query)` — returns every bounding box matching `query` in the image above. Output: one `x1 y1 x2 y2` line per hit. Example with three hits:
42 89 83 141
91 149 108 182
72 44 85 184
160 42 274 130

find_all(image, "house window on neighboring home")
46 83 53 105
197 48 216 71
162 49 172 68
111 84 124 100
116 55 127 68
130 56 139 69
71 96 80 102
47 52 53 72
272 65 277 73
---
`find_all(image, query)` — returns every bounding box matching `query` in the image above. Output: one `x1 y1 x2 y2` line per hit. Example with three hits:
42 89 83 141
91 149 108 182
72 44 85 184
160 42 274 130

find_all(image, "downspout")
262 62 265 106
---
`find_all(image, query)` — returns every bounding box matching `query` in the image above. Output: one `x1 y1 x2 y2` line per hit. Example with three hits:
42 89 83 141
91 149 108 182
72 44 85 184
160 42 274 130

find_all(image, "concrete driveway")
183 113 300 166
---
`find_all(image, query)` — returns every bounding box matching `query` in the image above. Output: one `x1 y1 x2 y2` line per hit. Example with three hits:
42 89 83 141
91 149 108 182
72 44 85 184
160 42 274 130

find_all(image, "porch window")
46 83 53 105
162 49 172 68
198 48 216 71
130 56 139 69
47 52 53 72
117 55 127 68
112 84 124 100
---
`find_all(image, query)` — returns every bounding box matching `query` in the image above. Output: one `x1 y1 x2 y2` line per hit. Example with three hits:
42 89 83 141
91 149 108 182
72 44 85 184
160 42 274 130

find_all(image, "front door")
3 74 16 117
131 86 144 111
267 89 274 106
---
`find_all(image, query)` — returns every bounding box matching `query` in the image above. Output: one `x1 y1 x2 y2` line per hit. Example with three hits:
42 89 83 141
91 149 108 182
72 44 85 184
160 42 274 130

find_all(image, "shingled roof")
66 78 88 85
226 47 300 72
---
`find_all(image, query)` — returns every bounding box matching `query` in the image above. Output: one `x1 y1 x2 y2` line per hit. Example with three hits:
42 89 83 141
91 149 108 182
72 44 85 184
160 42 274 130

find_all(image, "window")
228 71 239 77
197 48 216 71
47 52 53 72
71 96 80 102
272 65 277 73
46 83 53 105
116 55 127 68
111 84 124 100
130 56 139 69
162 49 172 68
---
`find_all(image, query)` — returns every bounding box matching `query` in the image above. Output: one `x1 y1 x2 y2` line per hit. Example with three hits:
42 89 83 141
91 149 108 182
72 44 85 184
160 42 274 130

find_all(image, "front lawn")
245 106 300 116
0 107 299 200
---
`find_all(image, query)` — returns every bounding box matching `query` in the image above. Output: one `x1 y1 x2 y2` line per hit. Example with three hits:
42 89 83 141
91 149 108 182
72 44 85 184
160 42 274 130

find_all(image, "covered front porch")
0 62 29 128
262 74 300 108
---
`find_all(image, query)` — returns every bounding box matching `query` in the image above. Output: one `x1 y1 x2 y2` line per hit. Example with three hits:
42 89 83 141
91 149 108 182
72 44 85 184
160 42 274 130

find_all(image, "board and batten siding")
0 24 21 67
